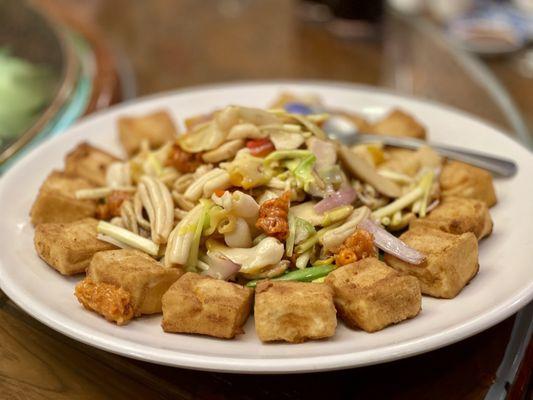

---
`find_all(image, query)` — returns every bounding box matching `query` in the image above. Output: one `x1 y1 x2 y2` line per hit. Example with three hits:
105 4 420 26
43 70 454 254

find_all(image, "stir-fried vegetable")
418 170 435 218
245 264 335 288
372 170 435 220
185 200 212 270
359 218 426 265
206 237 284 275
292 154 316 192
321 205 354 226
225 151 269 189
314 186 357 214
83 103 437 287
201 253 241 280
285 212 297 257
97 221 159 256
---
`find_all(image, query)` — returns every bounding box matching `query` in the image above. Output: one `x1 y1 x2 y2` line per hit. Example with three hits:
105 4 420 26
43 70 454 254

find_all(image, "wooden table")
2 1 531 399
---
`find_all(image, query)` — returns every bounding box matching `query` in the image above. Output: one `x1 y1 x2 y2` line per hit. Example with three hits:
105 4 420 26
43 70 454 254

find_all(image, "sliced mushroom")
202 139 244 163
270 131 305 150
238 106 280 126
338 145 401 198
177 121 227 153
227 123 265 140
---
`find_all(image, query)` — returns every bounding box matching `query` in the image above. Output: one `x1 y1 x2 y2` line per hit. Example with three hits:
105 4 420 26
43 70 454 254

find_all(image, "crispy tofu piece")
30 171 96 225
83 249 182 318
75 278 134 325
162 273 253 339
325 258 421 333
118 110 177 156
64 142 119 186
379 146 442 177
379 148 419 176
254 281 337 343
440 161 497 207
338 112 372 132
369 109 426 140
34 218 116 275
384 228 478 298
410 196 493 240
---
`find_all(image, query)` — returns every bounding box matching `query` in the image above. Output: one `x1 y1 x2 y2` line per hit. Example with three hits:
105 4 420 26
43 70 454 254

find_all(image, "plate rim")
1 80 532 374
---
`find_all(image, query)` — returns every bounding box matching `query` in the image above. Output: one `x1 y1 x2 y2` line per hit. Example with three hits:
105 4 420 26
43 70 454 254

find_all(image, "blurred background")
1 0 533 171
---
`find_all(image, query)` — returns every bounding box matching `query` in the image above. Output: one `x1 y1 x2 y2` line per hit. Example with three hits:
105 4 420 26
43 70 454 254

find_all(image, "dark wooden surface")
0 289 518 400
2 1 531 399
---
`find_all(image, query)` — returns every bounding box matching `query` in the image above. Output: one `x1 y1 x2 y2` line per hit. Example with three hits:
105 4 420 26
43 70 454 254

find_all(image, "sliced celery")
97 221 159 256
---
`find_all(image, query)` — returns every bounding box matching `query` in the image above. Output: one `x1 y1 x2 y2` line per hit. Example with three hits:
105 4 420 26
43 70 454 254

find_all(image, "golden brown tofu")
384 228 478 299
162 273 253 339
64 142 119 186
75 278 134 325
325 258 421 333
34 218 116 275
30 171 96 225
118 110 178 156
254 281 337 343
338 112 372 133
440 161 497 207
369 109 426 140
379 146 442 177
410 196 493 240
81 249 182 322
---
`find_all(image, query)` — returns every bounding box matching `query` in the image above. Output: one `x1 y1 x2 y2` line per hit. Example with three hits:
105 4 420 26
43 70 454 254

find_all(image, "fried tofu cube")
162 273 253 339
30 171 96 225
369 109 426 140
410 196 493 240
440 161 497 207
384 228 478 299
75 249 182 324
254 281 337 343
379 146 442 177
88 249 181 314
325 258 421 333
118 110 177 156
34 218 116 275
64 142 119 186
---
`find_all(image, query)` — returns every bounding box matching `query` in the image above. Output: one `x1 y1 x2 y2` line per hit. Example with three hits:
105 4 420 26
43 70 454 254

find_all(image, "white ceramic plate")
0 82 532 374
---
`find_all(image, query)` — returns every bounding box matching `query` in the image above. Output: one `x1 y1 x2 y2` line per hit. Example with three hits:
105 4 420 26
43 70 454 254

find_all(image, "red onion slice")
314 186 357 214
426 199 440 213
203 253 241 280
359 218 426 265
308 137 337 170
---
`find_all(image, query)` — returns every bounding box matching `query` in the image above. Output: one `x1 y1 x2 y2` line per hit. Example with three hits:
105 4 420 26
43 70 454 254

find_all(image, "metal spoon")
323 116 518 177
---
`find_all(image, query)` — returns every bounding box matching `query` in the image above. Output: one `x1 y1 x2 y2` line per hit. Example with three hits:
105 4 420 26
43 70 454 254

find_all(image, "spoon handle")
355 134 518 177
